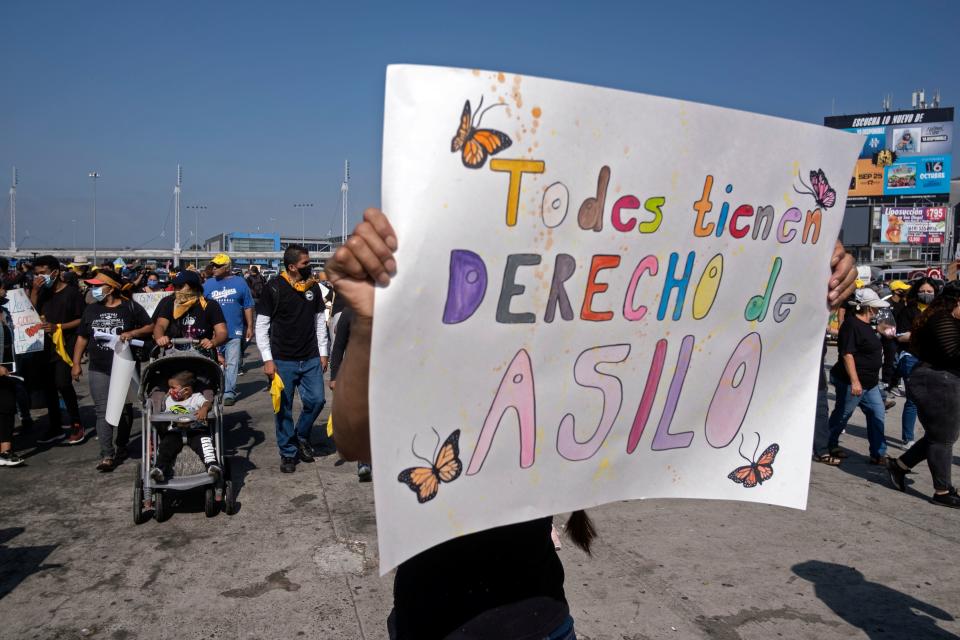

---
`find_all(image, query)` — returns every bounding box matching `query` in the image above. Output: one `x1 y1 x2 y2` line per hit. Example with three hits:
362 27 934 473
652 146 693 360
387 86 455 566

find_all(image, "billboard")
880 206 947 244
825 108 953 197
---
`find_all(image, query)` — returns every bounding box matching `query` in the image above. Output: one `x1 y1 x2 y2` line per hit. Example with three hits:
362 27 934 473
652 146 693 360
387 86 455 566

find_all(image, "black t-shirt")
256 278 323 361
154 296 226 342
36 284 84 361
831 315 883 389
391 518 568 639
912 310 960 376
78 300 151 373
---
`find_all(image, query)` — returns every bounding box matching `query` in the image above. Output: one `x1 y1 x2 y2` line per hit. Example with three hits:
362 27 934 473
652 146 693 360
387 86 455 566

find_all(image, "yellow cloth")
281 270 314 293
270 374 285 413
173 293 206 320
326 414 334 438
52 324 73 366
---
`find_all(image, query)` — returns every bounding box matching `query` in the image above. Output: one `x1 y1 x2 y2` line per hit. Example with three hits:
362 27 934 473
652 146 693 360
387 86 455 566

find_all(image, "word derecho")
440 158 827 473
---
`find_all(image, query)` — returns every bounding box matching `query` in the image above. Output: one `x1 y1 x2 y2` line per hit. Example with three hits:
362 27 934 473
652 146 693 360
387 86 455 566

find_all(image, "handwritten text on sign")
370 65 863 573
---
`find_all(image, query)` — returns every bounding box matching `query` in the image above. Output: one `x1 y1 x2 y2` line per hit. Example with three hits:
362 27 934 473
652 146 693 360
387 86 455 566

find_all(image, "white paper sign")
7 288 44 354
133 291 171 318
371 65 862 573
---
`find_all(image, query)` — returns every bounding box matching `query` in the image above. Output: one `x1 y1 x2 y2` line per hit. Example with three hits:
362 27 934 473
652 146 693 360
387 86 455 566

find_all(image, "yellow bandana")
173 292 207 320
281 270 314 293
52 324 73 367
270 374 285 413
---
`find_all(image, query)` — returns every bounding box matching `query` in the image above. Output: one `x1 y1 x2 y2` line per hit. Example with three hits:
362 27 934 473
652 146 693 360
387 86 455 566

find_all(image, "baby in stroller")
149 370 222 483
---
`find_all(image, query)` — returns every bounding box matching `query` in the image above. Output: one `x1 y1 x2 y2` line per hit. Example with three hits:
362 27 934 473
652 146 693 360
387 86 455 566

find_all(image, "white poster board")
371 65 862 573
133 291 171 318
7 288 44 355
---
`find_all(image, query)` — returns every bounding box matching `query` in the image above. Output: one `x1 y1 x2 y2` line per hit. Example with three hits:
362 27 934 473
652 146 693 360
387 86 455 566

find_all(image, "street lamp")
71 218 77 250
88 172 100 264
185 205 207 263
293 203 313 244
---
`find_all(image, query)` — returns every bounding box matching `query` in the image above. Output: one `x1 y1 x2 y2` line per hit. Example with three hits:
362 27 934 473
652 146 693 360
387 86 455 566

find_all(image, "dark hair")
905 277 941 305
283 244 308 271
910 281 960 352
565 510 597 554
34 255 61 271
0 258 9 272
169 371 196 388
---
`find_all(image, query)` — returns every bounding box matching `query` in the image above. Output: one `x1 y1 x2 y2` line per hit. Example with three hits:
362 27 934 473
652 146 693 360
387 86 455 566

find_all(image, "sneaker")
902 440 915 450
223 396 236 407
280 457 296 473
237 369 246 377
891 386 905 397
886 458 907 492
206 463 222 482
36 427 65 444
0 451 25 467
96 457 116 473
869 455 888 466
884 398 896 410
66 423 86 445
930 492 960 509
297 440 315 463
358 463 372 482
150 467 167 483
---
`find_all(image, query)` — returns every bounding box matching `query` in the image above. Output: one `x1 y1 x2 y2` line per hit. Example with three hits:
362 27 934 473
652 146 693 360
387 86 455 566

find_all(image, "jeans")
274 357 327 458
897 351 920 442
812 386 831 456
828 374 887 458
901 364 960 492
222 338 241 400
88 369 132 459
42 357 80 427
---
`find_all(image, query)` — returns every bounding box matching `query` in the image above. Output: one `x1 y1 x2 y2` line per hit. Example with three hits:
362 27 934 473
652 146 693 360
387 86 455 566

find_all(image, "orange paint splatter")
531 106 542 118
471 69 480 76
497 72 506 83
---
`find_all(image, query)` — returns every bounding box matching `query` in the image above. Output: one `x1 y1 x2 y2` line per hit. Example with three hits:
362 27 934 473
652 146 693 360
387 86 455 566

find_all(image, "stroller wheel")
223 458 237 516
133 463 148 525
204 487 219 518
154 490 168 522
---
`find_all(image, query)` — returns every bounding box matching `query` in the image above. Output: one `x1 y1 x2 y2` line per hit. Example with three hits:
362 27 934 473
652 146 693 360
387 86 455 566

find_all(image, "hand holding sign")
326 209 398 318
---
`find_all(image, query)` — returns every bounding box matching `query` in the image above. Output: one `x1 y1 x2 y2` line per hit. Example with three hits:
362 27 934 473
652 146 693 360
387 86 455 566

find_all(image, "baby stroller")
133 339 237 523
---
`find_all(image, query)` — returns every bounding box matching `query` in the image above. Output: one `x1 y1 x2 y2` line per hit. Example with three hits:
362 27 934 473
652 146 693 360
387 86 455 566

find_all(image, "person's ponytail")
564 510 596 554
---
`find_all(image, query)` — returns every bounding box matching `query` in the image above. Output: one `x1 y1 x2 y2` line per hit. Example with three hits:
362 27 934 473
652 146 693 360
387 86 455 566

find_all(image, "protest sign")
371 65 862 572
7 288 44 355
133 291 171 317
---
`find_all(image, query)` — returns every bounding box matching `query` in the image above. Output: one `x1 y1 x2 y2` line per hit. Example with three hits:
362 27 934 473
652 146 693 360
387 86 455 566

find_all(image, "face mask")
169 386 191 401
297 266 313 281
91 286 107 302
148 280 159 289
42 273 56 288
918 292 935 304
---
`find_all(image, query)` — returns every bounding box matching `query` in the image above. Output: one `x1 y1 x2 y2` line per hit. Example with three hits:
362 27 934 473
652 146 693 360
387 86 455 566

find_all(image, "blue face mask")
42 273 57 288
91 286 107 302
147 280 160 289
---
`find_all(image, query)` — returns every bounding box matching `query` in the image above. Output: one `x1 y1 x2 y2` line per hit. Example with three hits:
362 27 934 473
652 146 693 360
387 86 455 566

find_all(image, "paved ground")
0 346 958 640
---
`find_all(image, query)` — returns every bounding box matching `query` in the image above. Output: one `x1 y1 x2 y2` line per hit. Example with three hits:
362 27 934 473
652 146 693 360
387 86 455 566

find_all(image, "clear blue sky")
2 0 958 250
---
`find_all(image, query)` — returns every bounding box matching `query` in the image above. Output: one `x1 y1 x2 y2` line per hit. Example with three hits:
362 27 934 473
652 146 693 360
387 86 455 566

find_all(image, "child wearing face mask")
827 288 890 464
150 370 220 483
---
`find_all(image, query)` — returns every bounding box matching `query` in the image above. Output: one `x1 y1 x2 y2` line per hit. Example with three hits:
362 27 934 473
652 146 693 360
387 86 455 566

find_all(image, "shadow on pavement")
793 561 958 640
0 527 62 600
222 410 264 495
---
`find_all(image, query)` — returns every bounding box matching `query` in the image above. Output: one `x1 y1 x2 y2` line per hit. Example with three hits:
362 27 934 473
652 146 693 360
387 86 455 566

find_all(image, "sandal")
828 448 849 459
813 453 842 466
96 457 116 472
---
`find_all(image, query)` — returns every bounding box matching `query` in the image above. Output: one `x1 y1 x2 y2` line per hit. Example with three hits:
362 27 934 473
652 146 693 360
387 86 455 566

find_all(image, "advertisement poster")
372 65 863 572
881 206 947 244
7 289 44 355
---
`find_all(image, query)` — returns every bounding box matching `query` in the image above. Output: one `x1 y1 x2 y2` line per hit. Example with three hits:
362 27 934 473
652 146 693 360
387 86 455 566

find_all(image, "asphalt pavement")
0 346 958 640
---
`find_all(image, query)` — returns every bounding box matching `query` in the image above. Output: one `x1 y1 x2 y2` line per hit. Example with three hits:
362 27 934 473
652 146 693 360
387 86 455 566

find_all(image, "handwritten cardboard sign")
7 288 44 355
370 65 862 572
133 291 171 318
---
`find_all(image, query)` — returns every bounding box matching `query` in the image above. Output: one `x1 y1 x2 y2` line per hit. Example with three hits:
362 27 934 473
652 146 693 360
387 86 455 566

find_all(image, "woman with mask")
887 280 960 508
827 288 889 464
140 272 162 293
71 269 154 472
894 278 939 449
152 270 227 360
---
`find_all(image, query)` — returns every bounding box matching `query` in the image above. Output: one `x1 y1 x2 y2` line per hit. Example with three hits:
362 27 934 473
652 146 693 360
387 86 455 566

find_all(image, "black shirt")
154 296 226 342
36 284 84 362
78 300 151 373
391 518 568 639
329 308 353 381
256 278 324 361
832 314 883 389
912 310 960 377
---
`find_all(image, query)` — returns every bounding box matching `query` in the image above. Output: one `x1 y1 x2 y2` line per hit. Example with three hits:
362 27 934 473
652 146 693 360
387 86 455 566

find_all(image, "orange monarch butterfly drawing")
450 97 512 169
397 428 463 503
727 432 779 488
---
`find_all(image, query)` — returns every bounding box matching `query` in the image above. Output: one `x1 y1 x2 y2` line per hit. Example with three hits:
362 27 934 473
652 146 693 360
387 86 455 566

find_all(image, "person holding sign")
70 269 154 472
325 208 858 639
31 255 85 446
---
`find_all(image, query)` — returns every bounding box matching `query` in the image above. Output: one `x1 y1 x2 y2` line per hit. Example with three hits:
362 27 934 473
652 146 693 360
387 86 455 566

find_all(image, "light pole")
88 171 100 264
293 203 313 244
71 218 77 250
186 205 207 264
